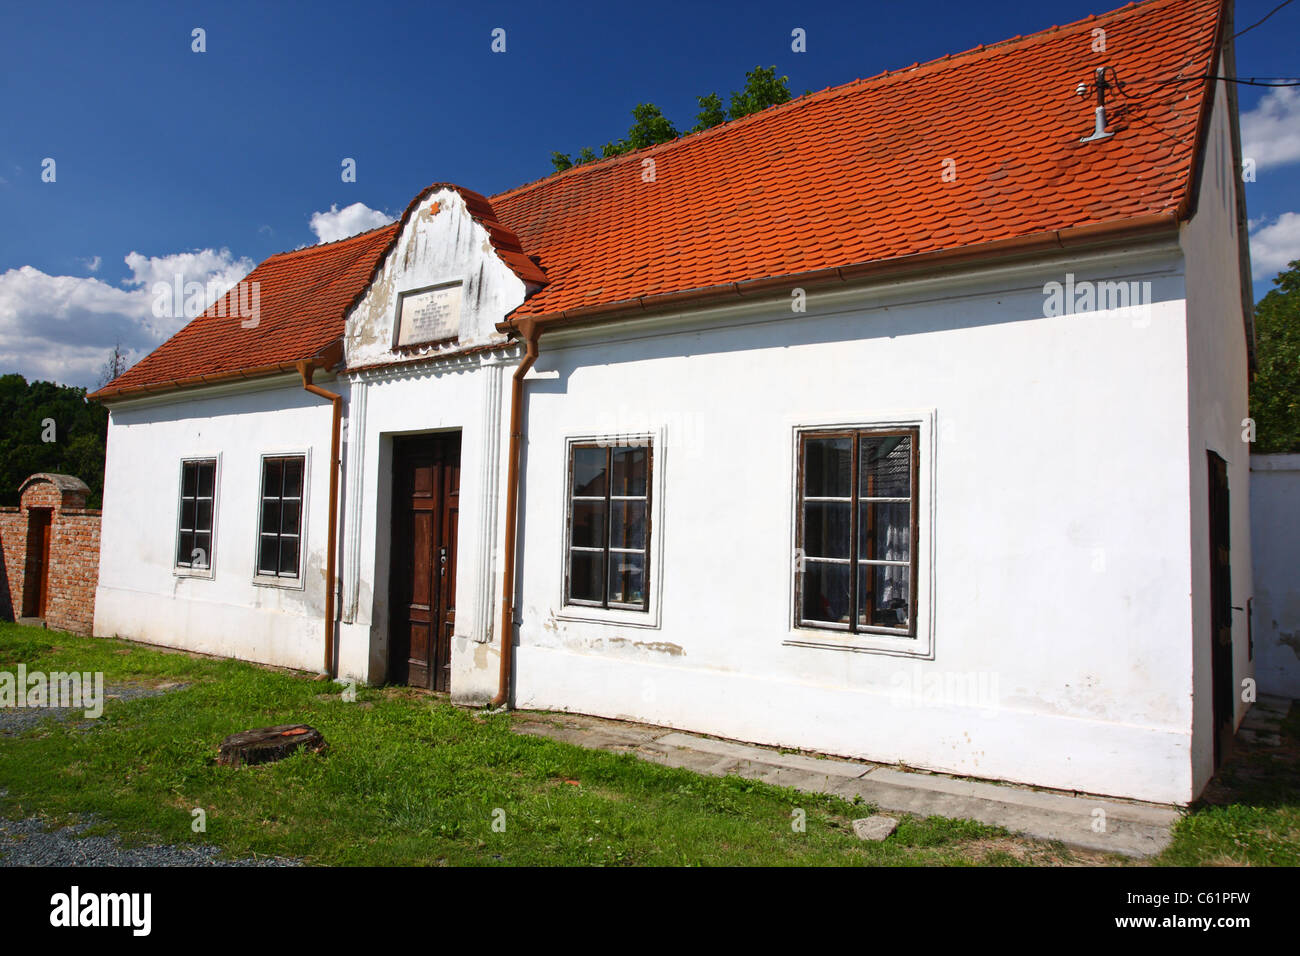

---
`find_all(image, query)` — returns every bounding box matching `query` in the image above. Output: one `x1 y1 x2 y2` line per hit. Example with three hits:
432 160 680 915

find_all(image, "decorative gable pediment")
344 185 544 369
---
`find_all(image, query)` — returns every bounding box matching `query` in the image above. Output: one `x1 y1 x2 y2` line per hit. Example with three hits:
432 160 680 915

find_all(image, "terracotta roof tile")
490 0 1223 325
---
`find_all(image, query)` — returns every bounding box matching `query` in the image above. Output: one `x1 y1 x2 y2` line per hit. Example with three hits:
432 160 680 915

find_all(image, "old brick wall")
0 475 101 635
45 509 101 635
0 508 23 621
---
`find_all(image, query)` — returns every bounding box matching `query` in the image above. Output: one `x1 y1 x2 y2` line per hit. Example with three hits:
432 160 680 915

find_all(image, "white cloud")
1241 87 1300 172
0 248 254 389
82 255 101 273
120 248 253 306
309 202 394 244
1250 212 1300 281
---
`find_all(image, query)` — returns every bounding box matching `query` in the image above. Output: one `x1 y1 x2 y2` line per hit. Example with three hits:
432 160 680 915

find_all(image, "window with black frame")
566 441 652 610
176 459 216 570
796 428 918 635
257 456 304 579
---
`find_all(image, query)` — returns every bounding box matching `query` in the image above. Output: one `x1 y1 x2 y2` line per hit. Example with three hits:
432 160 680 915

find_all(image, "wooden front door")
390 433 461 691
1207 452 1234 767
21 509 52 619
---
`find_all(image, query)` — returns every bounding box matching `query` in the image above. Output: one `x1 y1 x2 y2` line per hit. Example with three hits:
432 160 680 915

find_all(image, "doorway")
21 508 52 619
389 433 461 691
1207 451 1234 767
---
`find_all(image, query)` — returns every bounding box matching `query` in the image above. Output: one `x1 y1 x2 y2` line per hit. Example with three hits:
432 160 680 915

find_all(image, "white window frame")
252 449 311 590
173 454 221 579
557 429 666 629
785 410 936 659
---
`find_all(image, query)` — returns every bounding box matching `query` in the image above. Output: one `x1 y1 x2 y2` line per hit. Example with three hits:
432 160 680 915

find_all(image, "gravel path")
0 682 186 736
0 808 299 866
0 680 301 866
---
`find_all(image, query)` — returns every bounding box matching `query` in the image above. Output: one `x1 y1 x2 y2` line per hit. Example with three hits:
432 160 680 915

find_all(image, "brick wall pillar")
0 473 101 635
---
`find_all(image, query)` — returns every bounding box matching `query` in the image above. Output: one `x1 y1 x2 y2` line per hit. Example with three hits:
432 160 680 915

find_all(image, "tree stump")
217 724 326 767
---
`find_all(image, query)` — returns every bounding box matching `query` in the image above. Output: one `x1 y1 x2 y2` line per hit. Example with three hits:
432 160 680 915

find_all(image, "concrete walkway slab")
512 712 1181 858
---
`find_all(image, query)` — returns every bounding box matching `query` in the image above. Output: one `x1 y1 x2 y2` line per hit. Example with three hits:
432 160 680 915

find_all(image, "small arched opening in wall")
0 473 101 634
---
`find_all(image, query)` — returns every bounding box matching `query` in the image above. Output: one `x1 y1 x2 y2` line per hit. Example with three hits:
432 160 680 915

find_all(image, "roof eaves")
496 211 1182 335
87 339 343 404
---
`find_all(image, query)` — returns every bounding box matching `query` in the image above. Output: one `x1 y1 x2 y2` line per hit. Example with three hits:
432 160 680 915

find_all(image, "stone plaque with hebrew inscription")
395 283 462 348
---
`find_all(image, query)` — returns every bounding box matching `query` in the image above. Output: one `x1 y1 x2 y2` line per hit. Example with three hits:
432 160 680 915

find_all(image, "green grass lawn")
0 622 1292 866
1160 703 1300 867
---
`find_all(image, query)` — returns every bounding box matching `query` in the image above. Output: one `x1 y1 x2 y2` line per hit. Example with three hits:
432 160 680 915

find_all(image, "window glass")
258 456 304 579
176 459 216 570
798 429 917 635
567 441 652 610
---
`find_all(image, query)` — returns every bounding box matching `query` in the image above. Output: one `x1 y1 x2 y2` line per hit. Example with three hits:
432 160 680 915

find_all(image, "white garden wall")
1250 454 1300 699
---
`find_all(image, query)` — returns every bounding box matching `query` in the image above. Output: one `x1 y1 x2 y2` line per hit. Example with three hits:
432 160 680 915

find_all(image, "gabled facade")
90 0 1255 804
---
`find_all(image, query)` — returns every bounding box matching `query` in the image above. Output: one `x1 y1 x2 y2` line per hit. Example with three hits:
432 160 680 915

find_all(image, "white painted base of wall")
94 585 325 674
514 644 1196 805
336 620 378 686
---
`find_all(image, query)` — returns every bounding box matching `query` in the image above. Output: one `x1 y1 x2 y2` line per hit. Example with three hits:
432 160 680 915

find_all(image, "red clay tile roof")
96 0 1226 399
491 0 1224 324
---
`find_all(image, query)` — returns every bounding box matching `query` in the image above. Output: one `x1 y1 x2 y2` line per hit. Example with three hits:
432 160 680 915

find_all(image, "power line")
1198 76 1300 87
1119 110 1190 149
1233 0 1297 39
1108 74 1300 94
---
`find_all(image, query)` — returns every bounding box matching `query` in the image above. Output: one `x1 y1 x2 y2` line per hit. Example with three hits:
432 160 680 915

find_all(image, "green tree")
550 67 793 170
0 373 109 507
596 103 680 159
624 103 678 149
727 65 792 120
692 92 727 132
1250 259 1300 453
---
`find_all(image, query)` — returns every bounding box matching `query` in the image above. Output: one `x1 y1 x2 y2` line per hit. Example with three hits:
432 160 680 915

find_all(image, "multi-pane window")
797 428 918 636
176 459 216 570
566 441 652 610
257 456 304 579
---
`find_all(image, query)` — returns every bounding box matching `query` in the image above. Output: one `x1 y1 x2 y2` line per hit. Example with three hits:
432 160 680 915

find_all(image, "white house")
91 0 1256 805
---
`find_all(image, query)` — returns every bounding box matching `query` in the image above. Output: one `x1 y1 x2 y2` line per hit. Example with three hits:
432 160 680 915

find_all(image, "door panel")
437 455 460 693
22 509 52 619
390 434 461 691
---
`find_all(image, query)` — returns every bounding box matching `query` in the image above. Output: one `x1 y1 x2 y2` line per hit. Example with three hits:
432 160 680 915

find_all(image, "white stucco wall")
1250 454 1300 698
511 240 1202 804
95 376 339 673
1180 75 1256 793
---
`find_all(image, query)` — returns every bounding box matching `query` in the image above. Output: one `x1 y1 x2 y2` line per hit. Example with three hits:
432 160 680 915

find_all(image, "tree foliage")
1250 259 1300 453
551 66 793 171
0 374 109 507
691 92 727 133
725 65 793 121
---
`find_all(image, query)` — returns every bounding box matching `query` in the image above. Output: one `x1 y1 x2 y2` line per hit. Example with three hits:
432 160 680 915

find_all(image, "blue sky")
2 0 1297 387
